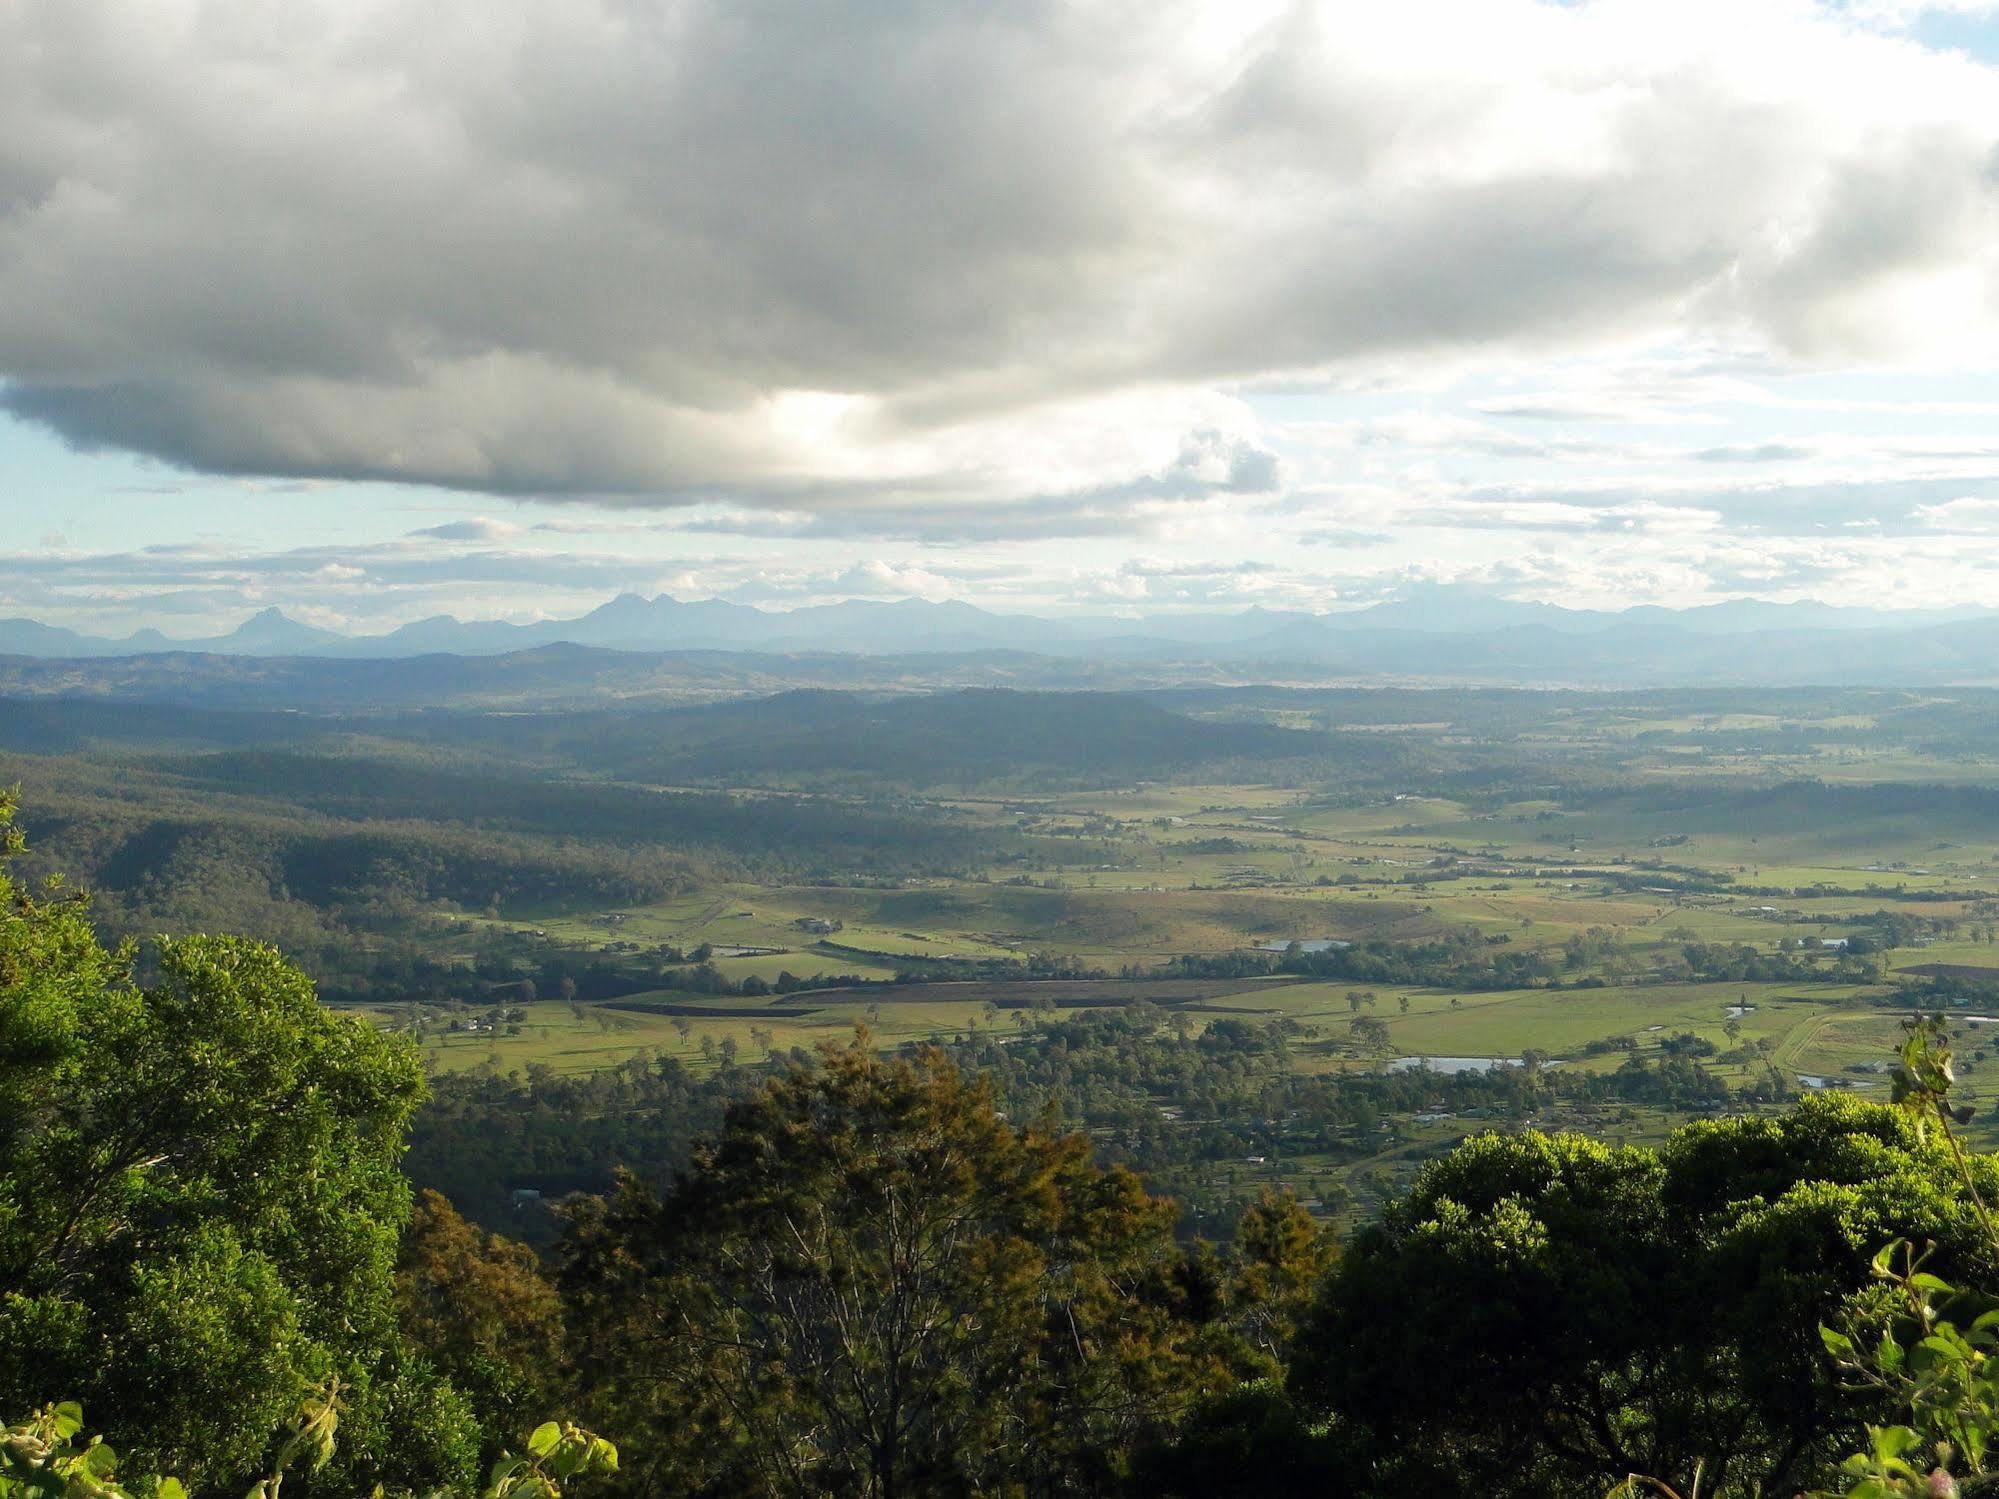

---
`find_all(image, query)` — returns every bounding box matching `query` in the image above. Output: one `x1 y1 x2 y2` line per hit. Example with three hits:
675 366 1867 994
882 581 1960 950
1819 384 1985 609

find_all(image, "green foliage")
0 792 129 1140
1126 1381 1351 1497
485 1423 618 1499
406 1055 755 1236
559 1039 1231 1496
0 1390 615 1499
396 1191 568 1466
0 795 474 1492
0 1400 166 1499
1300 1093 1998 1497
0 1382 338 1499
1228 1190 1339 1368
1816 1244 1997 1498
1591 1017 1999 1499
1803 1017 1999 1498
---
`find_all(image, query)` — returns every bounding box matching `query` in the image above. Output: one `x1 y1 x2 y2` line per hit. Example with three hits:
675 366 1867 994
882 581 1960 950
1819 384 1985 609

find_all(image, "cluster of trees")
149 749 995 872
408 1056 754 1234
392 687 1409 791
405 1004 1790 1245
554 1044 1335 1495
1171 924 1891 993
0 799 484 1492
0 738 1093 990
1670 940 1884 985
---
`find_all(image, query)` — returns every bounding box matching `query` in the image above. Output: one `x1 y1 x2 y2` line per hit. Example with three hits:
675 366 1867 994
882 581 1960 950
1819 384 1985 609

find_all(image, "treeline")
1170 931 1565 990
14 795 697 960
408 1055 755 1231
1171 927 1882 991
1567 775 1999 837
1669 940 1884 984
960 1009 1780 1162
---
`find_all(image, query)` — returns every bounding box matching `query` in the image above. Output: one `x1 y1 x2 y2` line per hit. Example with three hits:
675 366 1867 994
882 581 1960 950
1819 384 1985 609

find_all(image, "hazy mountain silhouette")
3 586 1993 689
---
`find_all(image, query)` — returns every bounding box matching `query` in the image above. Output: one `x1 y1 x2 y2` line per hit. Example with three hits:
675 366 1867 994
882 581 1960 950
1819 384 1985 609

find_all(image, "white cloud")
1915 496 1999 529
3 0 1999 522
408 517 527 541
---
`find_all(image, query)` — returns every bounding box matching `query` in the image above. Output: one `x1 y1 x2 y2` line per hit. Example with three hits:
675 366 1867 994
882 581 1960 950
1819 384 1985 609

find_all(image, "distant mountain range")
4 586 1999 688
4 586 1990 657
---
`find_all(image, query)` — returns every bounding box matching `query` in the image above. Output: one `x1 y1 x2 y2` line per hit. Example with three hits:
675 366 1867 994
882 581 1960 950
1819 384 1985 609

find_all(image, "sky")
8 0 1999 637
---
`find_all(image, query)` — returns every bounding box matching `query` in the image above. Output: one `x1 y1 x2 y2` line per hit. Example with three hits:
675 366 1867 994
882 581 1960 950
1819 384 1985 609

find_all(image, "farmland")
19 682 1999 1223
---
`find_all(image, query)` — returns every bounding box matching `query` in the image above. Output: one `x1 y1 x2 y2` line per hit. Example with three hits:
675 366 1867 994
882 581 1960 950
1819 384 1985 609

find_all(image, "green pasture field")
457 778 1999 994
1888 941 1999 972
475 885 1025 963
379 1003 693 1076
376 750 1999 1180
1183 976 1884 1074
704 951 902 984
370 997 939 1077
388 977 1279 1078
392 969 1903 1093
1031 783 1309 819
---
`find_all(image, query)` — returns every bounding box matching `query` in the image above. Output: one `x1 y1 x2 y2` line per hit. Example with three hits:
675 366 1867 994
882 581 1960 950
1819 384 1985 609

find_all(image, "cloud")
1692 443 1816 463
408 517 527 541
1378 496 1725 536
1449 472 1999 535
719 559 972 605
5 0 1999 511
1915 496 1999 529
663 424 1282 542
1296 527 1394 548
1470 360 1768 424
1282 411 1634 461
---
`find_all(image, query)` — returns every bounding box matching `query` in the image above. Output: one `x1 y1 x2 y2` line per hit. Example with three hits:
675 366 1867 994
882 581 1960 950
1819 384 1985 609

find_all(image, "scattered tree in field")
1350 1014 1392 1057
